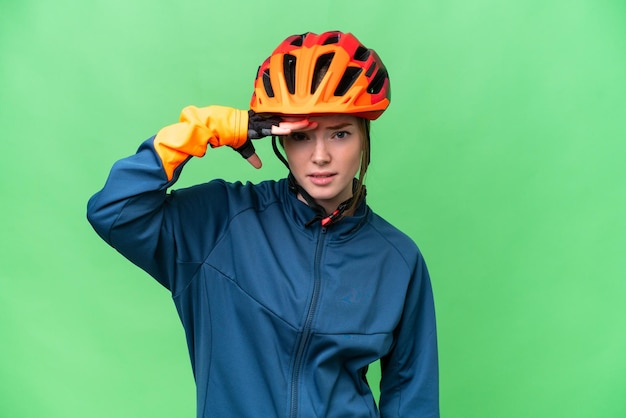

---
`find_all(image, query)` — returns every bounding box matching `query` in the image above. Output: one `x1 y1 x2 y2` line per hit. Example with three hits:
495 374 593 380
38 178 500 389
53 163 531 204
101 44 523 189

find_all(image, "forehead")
307 114 359 127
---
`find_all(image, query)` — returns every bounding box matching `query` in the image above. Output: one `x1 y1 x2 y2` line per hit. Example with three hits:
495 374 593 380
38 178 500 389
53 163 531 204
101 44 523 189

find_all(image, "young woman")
87 31 439 418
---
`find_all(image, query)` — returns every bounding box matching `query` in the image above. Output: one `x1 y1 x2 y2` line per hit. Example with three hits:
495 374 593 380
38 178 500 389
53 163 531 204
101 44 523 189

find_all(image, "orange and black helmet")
250 31 391 120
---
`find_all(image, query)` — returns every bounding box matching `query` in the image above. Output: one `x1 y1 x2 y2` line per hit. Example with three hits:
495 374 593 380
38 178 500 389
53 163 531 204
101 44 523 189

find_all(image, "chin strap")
319 200 351 228
272 135 290 168
287 173 363 228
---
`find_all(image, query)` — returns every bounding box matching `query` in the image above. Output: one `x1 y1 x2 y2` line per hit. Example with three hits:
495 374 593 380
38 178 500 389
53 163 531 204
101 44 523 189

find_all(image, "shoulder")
168 178 284 214
365 209 424 266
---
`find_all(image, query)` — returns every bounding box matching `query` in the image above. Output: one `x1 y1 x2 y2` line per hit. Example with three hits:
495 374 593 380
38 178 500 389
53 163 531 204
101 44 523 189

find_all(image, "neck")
295 193 351 217
288 173 364 227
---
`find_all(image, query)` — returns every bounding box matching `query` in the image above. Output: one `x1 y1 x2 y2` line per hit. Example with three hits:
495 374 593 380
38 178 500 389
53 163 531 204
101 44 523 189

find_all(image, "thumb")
246 153 262 169
235 139 261 168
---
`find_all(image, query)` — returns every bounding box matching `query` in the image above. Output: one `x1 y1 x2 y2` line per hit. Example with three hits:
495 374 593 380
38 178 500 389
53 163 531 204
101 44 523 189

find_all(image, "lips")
308 172 336 186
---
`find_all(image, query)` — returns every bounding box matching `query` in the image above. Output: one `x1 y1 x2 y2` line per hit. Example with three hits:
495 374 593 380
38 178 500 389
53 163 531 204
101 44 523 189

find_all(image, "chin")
303 186 339 200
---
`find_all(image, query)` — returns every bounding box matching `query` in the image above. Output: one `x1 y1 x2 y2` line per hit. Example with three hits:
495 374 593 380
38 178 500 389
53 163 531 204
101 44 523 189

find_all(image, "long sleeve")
379 253 439 417
86 106 248 291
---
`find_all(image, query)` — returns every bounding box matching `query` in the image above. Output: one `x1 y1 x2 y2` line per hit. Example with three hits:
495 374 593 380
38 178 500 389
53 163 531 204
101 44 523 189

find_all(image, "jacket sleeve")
86 106 248 292
379 253 440 417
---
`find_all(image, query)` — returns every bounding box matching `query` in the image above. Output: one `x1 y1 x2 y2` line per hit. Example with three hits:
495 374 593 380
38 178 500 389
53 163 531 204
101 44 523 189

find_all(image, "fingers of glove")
248 109 281 125
247 127 275 139
247 110 282 139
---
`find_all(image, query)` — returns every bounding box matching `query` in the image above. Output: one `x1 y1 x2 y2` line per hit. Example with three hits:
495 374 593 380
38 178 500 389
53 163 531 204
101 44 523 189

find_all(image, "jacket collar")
278 178 369 240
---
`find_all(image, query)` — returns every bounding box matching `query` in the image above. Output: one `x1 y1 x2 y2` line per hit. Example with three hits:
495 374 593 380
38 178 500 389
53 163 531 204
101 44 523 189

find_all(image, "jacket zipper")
289 227 327 418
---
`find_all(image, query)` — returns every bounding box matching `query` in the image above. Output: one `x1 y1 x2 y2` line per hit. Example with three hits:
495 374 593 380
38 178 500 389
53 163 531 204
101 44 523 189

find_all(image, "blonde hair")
344 117 370 216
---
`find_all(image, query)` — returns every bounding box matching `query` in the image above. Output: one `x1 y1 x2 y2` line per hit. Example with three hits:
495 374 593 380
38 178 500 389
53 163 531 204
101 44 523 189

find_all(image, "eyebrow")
324 122 353 130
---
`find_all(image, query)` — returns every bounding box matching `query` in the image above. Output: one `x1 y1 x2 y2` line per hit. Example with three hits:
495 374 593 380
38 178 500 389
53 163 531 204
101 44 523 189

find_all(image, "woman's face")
282 114 363 214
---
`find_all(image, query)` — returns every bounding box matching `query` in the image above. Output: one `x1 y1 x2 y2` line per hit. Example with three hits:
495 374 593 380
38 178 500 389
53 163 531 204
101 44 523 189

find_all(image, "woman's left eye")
334 131 349 139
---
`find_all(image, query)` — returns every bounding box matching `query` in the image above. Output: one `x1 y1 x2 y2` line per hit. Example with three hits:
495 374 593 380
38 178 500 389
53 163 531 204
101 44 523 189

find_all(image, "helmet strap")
271 135 290 169
288 173 364 228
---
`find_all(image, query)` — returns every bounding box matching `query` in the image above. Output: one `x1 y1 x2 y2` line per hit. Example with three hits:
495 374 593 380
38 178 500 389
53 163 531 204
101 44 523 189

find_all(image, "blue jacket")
87 111 438 417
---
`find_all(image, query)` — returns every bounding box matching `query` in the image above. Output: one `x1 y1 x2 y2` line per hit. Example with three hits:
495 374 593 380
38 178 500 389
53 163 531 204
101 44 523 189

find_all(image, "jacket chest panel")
204 216 318 329
313 244 409 335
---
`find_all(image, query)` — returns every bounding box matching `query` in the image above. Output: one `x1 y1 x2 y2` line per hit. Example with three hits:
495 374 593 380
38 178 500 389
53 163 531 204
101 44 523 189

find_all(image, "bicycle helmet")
250 31 391 120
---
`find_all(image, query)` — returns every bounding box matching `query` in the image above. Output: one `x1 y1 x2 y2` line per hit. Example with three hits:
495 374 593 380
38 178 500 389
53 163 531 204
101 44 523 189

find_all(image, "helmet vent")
262 69 275 98
334 66 363 96
354 46 370 61
322 34 340 45
290 34 306 46
367 68 388 94
283 54 297 94
311 52 335 94
365 62 377 77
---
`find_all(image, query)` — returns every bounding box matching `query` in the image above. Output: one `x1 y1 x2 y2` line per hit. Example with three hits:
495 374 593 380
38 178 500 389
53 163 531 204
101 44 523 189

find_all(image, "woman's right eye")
289 132 308 141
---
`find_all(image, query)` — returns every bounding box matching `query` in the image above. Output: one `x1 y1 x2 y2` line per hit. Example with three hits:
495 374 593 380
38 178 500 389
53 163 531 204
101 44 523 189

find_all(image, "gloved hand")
233 111 283 160
248 110 284 139
235 111 315 169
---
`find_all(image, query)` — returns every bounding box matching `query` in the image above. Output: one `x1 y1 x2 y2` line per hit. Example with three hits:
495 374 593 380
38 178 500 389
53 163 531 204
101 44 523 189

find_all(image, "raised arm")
86 106 250 289
86 106 312 291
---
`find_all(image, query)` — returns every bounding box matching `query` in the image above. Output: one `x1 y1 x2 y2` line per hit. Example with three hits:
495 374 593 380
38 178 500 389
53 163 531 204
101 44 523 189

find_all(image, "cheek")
350 154 362 175
283 144 294 159
346 143 363 172
283 144 305 171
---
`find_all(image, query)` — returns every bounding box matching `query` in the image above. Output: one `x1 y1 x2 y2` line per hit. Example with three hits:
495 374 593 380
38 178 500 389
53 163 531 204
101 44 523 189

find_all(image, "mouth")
307 172 336 186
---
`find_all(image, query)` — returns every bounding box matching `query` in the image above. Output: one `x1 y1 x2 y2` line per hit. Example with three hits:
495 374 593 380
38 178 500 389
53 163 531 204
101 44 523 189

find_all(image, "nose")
311 137 330 165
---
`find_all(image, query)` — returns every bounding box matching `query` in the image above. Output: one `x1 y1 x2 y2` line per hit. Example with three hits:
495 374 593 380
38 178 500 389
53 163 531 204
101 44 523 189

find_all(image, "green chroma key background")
1 0 625 417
